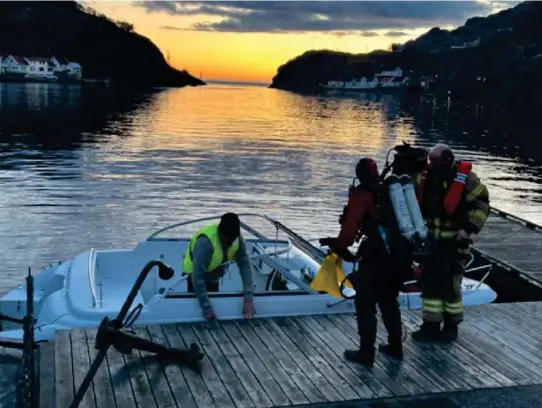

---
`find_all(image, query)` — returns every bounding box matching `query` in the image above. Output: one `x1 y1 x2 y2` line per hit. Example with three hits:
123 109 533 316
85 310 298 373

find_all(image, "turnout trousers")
419 241 467 324
354 257 404 352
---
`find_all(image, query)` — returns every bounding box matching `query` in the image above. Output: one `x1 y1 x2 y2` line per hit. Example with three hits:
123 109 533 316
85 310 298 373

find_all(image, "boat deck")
40 301 542 408
473 209 542 282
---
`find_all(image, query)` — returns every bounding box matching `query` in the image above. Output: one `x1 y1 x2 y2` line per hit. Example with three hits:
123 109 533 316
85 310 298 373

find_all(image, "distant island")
269 1 542 109
0 1 205 88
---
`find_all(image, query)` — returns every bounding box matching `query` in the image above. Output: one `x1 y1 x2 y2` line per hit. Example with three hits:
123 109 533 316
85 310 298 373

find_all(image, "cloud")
384 31 409 37
135 1 507 34
160 25 184 31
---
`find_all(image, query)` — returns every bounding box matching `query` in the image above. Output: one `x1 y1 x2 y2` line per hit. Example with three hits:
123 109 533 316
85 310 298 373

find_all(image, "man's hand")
243 299 255 319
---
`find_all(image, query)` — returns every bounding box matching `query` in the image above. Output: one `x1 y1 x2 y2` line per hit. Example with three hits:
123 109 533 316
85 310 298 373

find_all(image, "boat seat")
125 240 190 302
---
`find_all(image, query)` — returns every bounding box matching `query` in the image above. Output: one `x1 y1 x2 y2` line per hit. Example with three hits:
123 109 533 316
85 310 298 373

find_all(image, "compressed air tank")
386 174 415 239
399 174 428 240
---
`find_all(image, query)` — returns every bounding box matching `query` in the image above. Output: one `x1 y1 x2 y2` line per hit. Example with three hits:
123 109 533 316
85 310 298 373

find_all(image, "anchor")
69 260 205 408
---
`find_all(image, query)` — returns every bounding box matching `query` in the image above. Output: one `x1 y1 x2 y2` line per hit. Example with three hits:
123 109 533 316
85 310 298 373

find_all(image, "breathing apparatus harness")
382 142 436 255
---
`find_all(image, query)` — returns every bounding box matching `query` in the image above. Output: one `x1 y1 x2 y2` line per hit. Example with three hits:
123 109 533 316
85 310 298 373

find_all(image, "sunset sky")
84 1 519 83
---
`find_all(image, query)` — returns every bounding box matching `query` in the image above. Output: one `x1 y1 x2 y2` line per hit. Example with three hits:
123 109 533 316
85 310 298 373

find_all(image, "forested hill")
0 1 205 87
269 1 542 107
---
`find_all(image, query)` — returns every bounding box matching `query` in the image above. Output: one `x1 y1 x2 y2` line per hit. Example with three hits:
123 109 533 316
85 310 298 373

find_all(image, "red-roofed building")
2 55 29 74
375 67 409 88
1 54 83 80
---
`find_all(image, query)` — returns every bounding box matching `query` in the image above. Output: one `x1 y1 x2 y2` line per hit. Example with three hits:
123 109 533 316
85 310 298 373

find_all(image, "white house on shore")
0 54 83 80
323 66 409 90
375 67 409 88
50 57 82 79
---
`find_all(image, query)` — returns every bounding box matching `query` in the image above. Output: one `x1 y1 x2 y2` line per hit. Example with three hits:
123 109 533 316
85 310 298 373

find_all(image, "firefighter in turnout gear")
411 143 490 342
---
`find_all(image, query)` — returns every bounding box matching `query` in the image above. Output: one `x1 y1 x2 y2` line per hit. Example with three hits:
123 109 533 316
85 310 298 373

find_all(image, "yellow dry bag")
309 252 354 298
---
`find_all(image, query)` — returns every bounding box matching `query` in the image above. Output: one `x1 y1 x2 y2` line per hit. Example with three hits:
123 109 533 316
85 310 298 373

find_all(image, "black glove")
340 249 358 263
319 237 337 248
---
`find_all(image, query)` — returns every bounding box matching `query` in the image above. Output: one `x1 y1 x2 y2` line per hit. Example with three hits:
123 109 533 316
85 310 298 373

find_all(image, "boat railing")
262 216 328 263
146 213 274 241
88 248 99 308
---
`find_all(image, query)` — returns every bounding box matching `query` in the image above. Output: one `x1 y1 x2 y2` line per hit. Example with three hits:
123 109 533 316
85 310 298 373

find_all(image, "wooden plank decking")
473 210 542 279
41 301 542 408
0 347 22 408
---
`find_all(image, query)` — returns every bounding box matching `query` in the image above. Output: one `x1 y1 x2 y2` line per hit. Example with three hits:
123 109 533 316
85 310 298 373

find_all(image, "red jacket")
335 188 376 254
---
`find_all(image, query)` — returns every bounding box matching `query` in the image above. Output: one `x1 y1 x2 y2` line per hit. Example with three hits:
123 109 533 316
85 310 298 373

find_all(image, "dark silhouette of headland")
270 1 542 110
0 1 205 88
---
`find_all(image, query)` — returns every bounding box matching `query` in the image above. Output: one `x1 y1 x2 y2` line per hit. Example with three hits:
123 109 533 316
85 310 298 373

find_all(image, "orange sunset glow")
83 1 515 83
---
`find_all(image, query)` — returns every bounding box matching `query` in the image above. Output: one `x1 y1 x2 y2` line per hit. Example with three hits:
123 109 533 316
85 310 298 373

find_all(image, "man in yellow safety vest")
183 212 255 320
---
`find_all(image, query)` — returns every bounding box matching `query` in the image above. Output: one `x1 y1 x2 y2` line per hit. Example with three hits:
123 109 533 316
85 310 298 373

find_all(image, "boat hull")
0 262 496 343
0 214 497 343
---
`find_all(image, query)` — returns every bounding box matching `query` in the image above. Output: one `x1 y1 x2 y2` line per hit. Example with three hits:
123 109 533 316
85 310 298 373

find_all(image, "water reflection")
0 82 540 290
397 94 542 219
0 83 161 179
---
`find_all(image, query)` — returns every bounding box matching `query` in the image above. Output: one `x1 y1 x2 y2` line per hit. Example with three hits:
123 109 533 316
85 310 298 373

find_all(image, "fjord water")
0 82 541 292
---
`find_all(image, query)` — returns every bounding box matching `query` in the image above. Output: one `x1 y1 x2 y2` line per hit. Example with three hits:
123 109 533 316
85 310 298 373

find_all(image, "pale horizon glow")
83 0 517 83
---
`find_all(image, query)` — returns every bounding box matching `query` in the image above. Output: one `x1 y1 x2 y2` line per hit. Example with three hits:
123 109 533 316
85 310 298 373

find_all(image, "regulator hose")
339 273 356 300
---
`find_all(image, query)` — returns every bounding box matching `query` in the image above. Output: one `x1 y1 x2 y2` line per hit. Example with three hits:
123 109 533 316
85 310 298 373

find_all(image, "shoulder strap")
416 171 427 205
443 161 472 216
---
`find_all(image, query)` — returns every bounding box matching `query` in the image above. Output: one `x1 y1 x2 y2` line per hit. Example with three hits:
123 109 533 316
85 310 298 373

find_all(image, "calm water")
0 82 541 292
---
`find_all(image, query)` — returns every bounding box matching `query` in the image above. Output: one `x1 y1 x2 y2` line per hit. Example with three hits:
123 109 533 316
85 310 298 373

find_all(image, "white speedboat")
0 214 497 342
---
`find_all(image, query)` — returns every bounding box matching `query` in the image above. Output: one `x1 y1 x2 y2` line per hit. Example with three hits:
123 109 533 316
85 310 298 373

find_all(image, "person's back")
323 158 408 366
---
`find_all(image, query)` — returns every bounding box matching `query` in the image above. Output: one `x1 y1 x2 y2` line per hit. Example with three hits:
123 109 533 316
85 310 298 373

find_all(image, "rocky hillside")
0 1 205 87
270 1 542 107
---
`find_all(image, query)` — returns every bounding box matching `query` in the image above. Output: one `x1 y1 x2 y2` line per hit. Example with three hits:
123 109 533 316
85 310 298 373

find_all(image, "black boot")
378 342 403 360
441 319 459 342
344 347 375 367
411 321 442 342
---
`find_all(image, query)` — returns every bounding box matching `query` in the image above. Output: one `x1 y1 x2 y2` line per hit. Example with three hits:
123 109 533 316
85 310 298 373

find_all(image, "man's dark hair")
218 212 240 239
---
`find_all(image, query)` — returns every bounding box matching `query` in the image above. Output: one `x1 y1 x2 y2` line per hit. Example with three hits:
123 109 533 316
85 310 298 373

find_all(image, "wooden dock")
40 301 542 408
0 347 22 407
473 208 542 281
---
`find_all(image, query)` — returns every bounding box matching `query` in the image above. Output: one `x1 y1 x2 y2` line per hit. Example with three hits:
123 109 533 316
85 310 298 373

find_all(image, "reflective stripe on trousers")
422 298 464 323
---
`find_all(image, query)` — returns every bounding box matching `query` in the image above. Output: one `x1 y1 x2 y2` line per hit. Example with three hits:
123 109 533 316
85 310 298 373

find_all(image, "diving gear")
386 174 416 240
400 174 428 240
